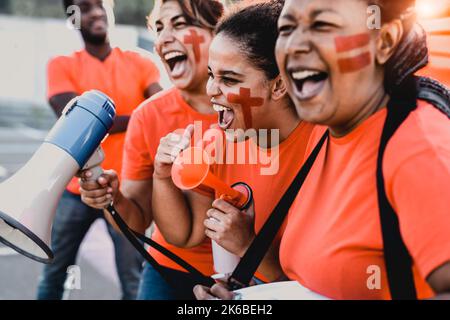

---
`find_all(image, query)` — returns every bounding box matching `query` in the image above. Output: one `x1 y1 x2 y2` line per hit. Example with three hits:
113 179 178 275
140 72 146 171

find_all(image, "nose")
286 26 312 56
156 27 175 49
206 76 221 98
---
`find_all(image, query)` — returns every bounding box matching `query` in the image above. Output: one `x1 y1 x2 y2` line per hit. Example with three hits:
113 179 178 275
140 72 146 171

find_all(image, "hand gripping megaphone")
0 90 115 263
171 146 253 274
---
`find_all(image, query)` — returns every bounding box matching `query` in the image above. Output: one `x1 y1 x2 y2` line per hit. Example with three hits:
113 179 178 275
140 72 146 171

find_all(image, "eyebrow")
208 67 243 77
310 8 338 19
279 8 338 21
219 70 243 77
171 14 186 23
155 14 185 26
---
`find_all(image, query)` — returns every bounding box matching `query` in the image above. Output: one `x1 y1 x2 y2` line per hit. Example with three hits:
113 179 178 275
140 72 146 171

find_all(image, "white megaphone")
0 90 116 264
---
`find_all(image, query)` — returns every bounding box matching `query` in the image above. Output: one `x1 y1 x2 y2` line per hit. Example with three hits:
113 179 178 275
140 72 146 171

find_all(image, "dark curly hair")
215 0 285 80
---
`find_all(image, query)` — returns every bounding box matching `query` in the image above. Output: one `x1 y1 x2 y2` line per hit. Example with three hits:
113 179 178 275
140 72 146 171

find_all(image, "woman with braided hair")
196 0 450 300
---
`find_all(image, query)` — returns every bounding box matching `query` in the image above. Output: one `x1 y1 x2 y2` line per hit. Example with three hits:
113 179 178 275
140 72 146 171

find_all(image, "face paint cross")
227 88 264 128
184 29 205 63
334 33 371 73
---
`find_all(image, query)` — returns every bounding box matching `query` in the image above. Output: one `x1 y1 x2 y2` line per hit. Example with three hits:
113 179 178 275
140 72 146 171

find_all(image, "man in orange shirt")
36 0 161 300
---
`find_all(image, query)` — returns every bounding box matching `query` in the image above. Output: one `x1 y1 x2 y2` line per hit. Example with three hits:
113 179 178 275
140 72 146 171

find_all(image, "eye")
278 24 295 36
174 21 187 29
222 77 239 86
208 71 214 79
79 4 90 13
311 21 335 31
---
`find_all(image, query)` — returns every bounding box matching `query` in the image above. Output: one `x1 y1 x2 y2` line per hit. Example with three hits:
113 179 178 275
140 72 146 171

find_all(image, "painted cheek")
226 88 264 128
334 32 371 73
183 29 206 63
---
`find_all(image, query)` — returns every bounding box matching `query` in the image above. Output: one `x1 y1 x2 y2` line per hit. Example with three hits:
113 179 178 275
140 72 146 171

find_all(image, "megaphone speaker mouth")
0 210 53 264
171 147 212 190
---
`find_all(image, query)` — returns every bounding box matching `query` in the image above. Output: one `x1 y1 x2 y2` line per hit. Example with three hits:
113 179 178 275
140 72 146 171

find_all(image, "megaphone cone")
0 90 115 263
171 147 252 210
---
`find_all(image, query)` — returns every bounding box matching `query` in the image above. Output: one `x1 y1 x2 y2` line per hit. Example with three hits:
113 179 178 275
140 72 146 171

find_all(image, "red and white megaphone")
171 146 253 274
0 90 115 263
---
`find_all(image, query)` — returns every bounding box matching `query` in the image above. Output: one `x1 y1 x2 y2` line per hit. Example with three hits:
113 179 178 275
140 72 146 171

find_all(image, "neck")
179 80 215 115
330 84 389 138
257 100 300 149
84 41 112 61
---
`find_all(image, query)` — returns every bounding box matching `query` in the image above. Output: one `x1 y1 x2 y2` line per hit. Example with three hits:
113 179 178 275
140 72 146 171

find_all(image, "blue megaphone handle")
45 90 116 168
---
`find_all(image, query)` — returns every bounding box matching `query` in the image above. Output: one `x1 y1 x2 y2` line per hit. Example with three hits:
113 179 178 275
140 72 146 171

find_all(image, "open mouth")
290 69 329 101
164 51 188 78
213 104 234 130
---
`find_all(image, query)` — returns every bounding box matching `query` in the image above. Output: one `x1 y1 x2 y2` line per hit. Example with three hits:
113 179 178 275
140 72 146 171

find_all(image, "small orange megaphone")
171 147 252 210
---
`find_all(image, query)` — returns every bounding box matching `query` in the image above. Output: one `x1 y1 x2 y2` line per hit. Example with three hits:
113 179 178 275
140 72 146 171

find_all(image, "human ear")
375 19 404 65
270 75 288 101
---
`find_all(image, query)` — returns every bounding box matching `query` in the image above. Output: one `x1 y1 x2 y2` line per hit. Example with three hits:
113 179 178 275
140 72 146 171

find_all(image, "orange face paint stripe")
227 88 264 128
337 52 371 73
184 29 205 63
335 33 370 53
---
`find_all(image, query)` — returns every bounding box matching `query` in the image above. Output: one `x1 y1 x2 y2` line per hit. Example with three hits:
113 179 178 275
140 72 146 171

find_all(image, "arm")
144 82 163 99
79 83 163 135
49 93 130 135
427 262 450 299
386 145 450 299
106 83 163 134
151 125 214 247
49 93 77 117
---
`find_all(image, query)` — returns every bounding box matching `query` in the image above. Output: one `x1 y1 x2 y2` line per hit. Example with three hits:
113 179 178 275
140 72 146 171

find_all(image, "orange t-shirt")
47 48 160 194
280 101 450 300
208 121 315 280
122 87 217 275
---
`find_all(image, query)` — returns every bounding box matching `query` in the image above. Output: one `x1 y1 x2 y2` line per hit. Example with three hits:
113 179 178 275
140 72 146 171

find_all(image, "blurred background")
0 0 448 300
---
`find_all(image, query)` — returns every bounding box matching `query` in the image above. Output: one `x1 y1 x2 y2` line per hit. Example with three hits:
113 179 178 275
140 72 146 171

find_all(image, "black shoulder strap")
416 76 450 118
376 97 418 300
228 131 329 290
377 76 450 300
105 204 215 299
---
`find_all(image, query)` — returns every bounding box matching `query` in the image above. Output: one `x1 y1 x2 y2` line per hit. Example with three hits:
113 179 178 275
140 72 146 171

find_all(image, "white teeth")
164 51 185 61
291 70 320 80
213 104 231 112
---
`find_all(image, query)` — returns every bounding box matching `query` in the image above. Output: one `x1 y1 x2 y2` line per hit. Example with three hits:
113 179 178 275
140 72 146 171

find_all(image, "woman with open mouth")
79 0 224 300
198 0 450 300
152 0 315 290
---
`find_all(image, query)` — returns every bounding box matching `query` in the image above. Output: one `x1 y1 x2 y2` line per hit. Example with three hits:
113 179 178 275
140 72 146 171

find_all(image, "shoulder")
132 87 180 120
117 48 156 66
384 100 450 178
48 51 83 66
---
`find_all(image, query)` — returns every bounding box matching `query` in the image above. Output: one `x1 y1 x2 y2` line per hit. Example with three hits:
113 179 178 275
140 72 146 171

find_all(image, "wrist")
152 171 173 181
113 190 125 206
238 233 256 258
